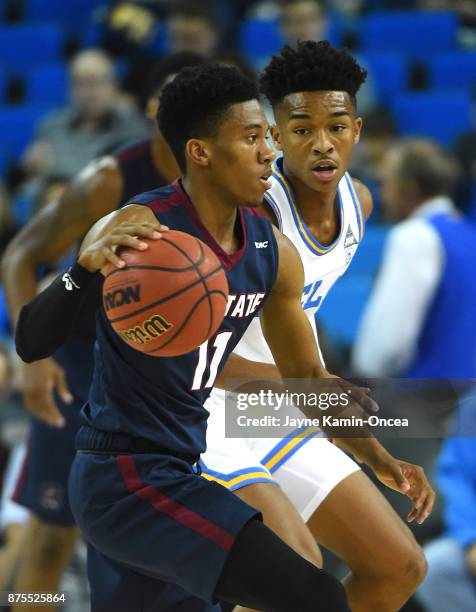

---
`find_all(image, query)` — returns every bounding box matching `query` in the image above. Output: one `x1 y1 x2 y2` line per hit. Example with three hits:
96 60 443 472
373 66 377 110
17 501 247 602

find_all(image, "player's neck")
284 162 340 244
151 131 181 183
182 176 240 254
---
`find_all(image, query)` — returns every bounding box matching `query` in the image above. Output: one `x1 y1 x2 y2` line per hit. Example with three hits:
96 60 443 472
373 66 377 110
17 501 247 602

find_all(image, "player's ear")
353 117 363 145
270 126 282 151
186 139 210 168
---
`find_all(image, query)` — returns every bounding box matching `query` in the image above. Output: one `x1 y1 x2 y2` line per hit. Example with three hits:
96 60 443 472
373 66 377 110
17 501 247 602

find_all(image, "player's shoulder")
271 225 300 260
112 139 151 164
348 176 373 220
270 226 304 294
124 181 180 210
71 154 122 191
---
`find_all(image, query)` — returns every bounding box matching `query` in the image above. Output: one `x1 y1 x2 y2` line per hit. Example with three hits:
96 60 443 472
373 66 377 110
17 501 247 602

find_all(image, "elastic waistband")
76 426 199 465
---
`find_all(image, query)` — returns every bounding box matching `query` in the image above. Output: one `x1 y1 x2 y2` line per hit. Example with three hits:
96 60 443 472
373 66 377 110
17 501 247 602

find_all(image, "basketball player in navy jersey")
202 42 434 612
15 63 354 611
1 52 204 608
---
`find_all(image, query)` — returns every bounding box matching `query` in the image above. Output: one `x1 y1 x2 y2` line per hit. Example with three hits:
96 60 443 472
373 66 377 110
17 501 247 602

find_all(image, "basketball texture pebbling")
102 230 229 356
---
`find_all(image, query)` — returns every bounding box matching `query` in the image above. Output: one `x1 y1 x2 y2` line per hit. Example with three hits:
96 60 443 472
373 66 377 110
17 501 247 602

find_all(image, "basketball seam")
146 290 227 354
107 265 222 324
106 262 201 275
159 236 223 344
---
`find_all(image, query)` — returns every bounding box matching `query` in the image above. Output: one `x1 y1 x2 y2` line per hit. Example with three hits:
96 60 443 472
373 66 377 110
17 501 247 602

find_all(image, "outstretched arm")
15 205 166 362
2 157 124 328
1 158 125 426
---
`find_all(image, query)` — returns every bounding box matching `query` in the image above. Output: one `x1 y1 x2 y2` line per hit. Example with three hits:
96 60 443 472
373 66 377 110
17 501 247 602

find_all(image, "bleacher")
0 0 103 170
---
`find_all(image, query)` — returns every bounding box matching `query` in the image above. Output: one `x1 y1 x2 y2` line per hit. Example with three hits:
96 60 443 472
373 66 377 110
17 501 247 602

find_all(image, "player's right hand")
21 357 73 428
78 221 169 274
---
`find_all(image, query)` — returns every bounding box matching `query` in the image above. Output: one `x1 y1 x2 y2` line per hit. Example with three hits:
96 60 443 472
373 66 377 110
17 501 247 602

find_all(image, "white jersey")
234 157 365 363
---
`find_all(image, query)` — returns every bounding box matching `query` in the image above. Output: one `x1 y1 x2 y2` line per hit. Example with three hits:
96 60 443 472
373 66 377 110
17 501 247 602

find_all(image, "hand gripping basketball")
102 230 229 356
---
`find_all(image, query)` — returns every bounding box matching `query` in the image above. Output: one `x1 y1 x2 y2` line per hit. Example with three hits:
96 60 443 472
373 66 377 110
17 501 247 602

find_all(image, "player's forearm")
15 262 100 363
333 436 386 465
215 353 281 390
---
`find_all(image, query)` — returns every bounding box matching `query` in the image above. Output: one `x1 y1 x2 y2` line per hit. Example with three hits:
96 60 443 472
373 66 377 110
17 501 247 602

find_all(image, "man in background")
353 139 476 380
22 49 147 181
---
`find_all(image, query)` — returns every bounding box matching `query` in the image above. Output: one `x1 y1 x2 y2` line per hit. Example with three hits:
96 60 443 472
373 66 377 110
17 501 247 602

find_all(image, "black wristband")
15 263 102 363
62 262 98 289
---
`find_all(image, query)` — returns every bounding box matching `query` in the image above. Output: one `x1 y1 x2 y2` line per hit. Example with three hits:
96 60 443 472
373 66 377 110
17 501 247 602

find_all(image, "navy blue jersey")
54 139 164 399
82 180 278 457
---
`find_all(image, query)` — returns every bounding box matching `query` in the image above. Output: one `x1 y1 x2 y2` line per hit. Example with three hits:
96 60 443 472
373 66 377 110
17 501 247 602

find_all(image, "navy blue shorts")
69 429 261 608
12 393 82 526
87 544 222 612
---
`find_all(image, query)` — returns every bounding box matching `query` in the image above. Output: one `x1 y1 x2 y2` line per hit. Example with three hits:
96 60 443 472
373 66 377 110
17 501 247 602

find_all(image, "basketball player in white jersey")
201 42 435 611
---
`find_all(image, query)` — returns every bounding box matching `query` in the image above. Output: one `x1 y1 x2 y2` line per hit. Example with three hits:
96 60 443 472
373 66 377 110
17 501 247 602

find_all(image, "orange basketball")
102 231 229 356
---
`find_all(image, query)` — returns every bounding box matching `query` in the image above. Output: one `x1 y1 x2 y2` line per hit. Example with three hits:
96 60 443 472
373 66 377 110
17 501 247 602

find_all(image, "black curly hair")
158 63 259 173
260 40 367 109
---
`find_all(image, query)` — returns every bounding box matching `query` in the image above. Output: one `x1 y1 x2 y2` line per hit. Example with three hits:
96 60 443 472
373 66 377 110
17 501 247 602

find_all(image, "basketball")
102 230 229 356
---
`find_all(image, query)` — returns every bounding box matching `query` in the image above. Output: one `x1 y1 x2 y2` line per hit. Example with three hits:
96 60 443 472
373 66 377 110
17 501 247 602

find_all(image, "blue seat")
362 53 408 104
239 18 284 67
0 105 48 160
391 91 473 146
361 11 458 59
0 65 6 103
0 24 64 73
349 225 390 276
428 52 476 91
239 17 341 68
317 276 374 346
25 0 101 26
26 63 68 106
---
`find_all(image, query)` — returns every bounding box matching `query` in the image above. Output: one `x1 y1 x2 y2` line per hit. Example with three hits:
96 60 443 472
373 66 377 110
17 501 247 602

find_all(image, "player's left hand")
78 221 169 273
370 455 436 524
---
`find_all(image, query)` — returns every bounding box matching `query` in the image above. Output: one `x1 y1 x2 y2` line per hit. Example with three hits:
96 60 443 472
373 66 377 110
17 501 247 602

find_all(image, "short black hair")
260 40 367 108
158 63 259 173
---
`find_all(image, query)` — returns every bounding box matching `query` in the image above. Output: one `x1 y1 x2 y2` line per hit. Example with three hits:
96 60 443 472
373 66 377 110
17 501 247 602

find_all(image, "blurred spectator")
0 182 14 256
22 49 148 181
214 50 256 80
103 0 166 57
279 0 327 44
278 0 377 114
352 139 476 378
416 399 476 611
350 108 398 217
167 0 221 56
453 128 476 213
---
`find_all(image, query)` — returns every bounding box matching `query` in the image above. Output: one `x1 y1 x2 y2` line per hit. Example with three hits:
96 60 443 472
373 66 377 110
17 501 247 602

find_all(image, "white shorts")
201 389 360 521
0 443 29 530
